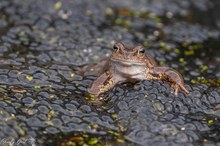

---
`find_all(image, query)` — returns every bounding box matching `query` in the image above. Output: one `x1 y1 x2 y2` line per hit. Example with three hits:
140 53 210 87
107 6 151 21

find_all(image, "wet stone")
61 115 71 123
71 117 82 123
4 126 18 138
0 101 7 107
51 118 62 127
184 123 196 130
45 127 60 134
5 106 16 114
175 133 188 143
7 78 19 84
191 90 202 98
148 93 157 100
71 75 83 81
66 123 78 131
79 105 91 113
117 101 129 110
60 126 72 133
38 92 50 98
0 45 8 52
48 75 61 82
65 103 77 111
38 105 50 113
65 85 76 90
35 18 50 30
17 74 29 83
22 97 34 104
189 71 200 77
26 131 37 138
16 115 26 121
118 110 130 118
77 86 87 92
161 113 174 121
23 66 41 75
14 93 24 99
38 114 48 121
50 104 66 114
37 53 51 62
83 116 102 124
50 84 64 89
52 99 64 104
45 70 57 76
186 130 199 141
27 109 38 115
216 72 220 78
210 91 220 99
7 73 17 82
27 117 45 127
207 95 216 104
172 117 186 125
0 75 8 83
204 144 216 146
33 73 48 80
11 102 21 108
101 116 114 123
136 131 153 139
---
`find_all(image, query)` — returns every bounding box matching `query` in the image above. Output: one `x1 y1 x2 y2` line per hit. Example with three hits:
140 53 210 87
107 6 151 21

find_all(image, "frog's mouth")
111 58 145 65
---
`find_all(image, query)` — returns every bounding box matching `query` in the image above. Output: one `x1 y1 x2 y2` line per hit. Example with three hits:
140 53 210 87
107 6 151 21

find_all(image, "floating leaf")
34 86 41 89
208 119 214 124
70 136 84 142
70 72 75 77
26 75 33 81
10 87 27 93
117 138 124 143
54 1 62 10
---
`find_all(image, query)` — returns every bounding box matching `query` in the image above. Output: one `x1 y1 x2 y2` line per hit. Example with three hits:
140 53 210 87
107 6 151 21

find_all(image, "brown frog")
86 41 189 97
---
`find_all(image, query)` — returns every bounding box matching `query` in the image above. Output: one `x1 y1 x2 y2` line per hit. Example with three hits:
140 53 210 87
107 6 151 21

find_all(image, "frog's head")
110 41 147 64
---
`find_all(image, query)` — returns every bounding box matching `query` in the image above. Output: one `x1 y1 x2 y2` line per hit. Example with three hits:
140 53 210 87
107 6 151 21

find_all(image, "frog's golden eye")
113 44 119 51
138 48 145 54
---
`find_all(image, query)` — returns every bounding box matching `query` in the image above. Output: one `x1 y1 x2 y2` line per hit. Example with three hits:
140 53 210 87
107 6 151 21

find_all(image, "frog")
85 41 189 97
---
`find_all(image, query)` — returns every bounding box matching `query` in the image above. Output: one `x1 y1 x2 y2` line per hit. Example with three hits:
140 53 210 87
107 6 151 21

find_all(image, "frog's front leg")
88 71 116 97
146 67 189 96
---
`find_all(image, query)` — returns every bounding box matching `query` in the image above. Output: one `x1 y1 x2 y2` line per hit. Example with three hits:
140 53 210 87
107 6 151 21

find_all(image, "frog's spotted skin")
88 41 189 97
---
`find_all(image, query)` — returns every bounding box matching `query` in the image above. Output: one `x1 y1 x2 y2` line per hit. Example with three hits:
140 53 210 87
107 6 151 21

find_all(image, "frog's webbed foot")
146 67 189 96
88 71 116 98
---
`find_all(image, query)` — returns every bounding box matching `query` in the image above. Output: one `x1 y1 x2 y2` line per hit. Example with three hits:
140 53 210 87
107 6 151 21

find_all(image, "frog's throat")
110 58 145 65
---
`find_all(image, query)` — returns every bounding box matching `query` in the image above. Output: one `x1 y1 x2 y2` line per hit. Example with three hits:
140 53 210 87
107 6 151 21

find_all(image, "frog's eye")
113 44 119 51
138 48 145 54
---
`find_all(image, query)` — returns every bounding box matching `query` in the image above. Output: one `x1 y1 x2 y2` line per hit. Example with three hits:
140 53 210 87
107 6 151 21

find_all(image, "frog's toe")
179 84 190 94
174 84 179 96
171 84 178 96
171 83 189 96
